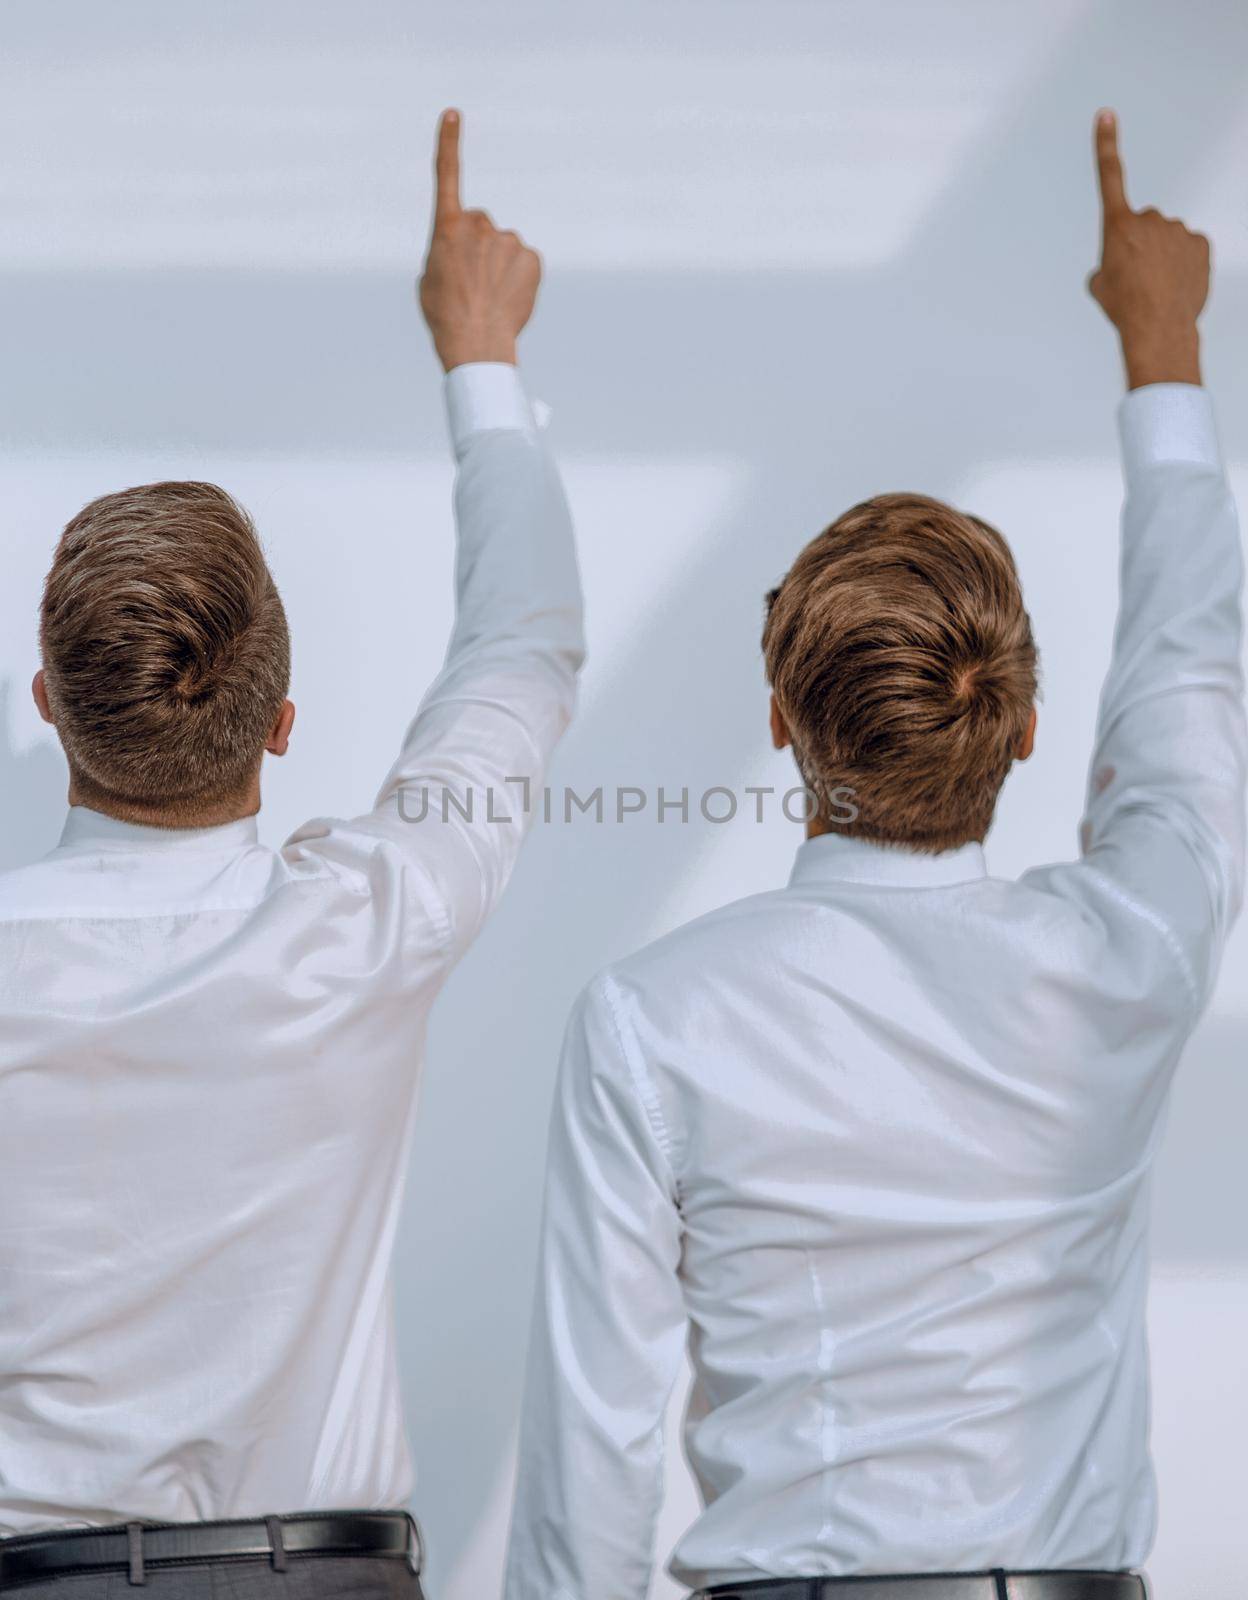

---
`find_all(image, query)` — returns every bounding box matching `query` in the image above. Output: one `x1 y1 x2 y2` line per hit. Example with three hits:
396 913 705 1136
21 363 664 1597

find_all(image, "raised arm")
287 111 584 960
1037 112 1246 1005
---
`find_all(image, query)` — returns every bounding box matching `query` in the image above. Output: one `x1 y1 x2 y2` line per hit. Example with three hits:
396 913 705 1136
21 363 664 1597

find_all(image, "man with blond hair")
505 113 1245 1600
0 111 581 1600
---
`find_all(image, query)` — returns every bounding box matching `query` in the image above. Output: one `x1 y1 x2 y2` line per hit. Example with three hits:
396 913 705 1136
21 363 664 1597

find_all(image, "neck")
67 768 262 831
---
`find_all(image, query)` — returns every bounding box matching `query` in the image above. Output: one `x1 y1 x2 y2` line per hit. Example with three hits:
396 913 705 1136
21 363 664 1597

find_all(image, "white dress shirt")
0 362 583 1535
505 384 1246 1598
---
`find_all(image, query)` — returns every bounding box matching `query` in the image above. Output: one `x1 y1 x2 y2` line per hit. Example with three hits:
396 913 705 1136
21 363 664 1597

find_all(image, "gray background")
1 3 1245 1596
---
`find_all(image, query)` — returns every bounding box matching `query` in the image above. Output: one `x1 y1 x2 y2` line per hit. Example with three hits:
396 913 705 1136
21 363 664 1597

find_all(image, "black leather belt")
695 1574 1146 1600
0 1511 422 1590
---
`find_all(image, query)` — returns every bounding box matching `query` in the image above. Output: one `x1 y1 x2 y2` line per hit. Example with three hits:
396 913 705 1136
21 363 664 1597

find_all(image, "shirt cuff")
444 362 540 455
1118 382 1222 475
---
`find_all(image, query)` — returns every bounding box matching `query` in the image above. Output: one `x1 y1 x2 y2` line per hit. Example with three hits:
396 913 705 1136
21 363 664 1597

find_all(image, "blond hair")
763 492 1038 853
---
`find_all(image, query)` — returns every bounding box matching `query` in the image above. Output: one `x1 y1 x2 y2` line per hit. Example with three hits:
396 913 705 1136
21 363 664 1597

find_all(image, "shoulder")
591 886 797 1006
569 887 804 1086
1019 848 1205 1014
281 814 454 940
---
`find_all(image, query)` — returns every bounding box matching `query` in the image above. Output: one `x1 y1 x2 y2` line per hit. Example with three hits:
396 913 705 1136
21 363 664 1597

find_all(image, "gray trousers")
13 1556 426 1600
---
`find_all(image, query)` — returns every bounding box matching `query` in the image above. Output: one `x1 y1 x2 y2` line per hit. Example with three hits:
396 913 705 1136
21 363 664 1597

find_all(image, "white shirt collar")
57 805 260 853
788 830 987 889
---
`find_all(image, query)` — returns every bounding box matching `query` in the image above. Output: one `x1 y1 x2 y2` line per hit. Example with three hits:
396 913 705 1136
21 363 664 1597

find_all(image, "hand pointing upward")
1088 109 1209 390
419 109 543 373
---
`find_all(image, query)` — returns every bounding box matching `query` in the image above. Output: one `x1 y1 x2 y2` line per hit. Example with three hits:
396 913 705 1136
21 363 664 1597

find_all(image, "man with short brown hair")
762 490 1038 853
504 112 1245 1600
37 479 294 825
0 110 581 1600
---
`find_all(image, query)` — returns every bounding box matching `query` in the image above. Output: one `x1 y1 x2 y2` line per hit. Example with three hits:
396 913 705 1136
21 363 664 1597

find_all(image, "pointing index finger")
1095 108 1129 219
434 108 462 226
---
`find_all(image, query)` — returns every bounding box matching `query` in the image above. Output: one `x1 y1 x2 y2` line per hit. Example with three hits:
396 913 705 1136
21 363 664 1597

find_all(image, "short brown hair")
763 492 1037 853
40 481 290 819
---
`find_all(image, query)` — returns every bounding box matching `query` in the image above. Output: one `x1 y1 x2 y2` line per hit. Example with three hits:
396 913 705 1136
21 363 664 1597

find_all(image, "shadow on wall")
0 680 66 871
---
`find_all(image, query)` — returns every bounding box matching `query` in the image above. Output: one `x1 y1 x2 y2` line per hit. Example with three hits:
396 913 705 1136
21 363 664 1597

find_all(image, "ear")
769 692 791 751
32 669 54 725
1016 705 1037 762
266 699 296 758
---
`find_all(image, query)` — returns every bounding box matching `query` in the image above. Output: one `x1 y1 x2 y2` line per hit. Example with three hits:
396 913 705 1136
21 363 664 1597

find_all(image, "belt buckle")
403 1513 424 1575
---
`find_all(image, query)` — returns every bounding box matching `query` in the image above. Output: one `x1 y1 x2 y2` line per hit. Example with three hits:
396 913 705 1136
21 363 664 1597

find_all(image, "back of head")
40 481 290 822
763 492 1038 853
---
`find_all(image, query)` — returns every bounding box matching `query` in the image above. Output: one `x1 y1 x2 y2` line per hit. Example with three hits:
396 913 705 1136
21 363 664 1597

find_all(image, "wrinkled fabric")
0 363 583 1534
505 385 1246 1599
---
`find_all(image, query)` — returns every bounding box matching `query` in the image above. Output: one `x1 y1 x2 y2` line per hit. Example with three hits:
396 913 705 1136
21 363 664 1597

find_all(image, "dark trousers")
5 1554 426 1600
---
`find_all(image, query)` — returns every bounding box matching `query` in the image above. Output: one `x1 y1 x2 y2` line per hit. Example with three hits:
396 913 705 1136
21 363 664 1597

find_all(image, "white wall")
2 4 1246 1597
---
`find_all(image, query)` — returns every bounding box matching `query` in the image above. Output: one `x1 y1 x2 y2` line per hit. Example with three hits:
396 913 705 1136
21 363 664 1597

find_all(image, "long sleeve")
505 976 687 1600
285 361 585 962
1038 383 1246 1010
